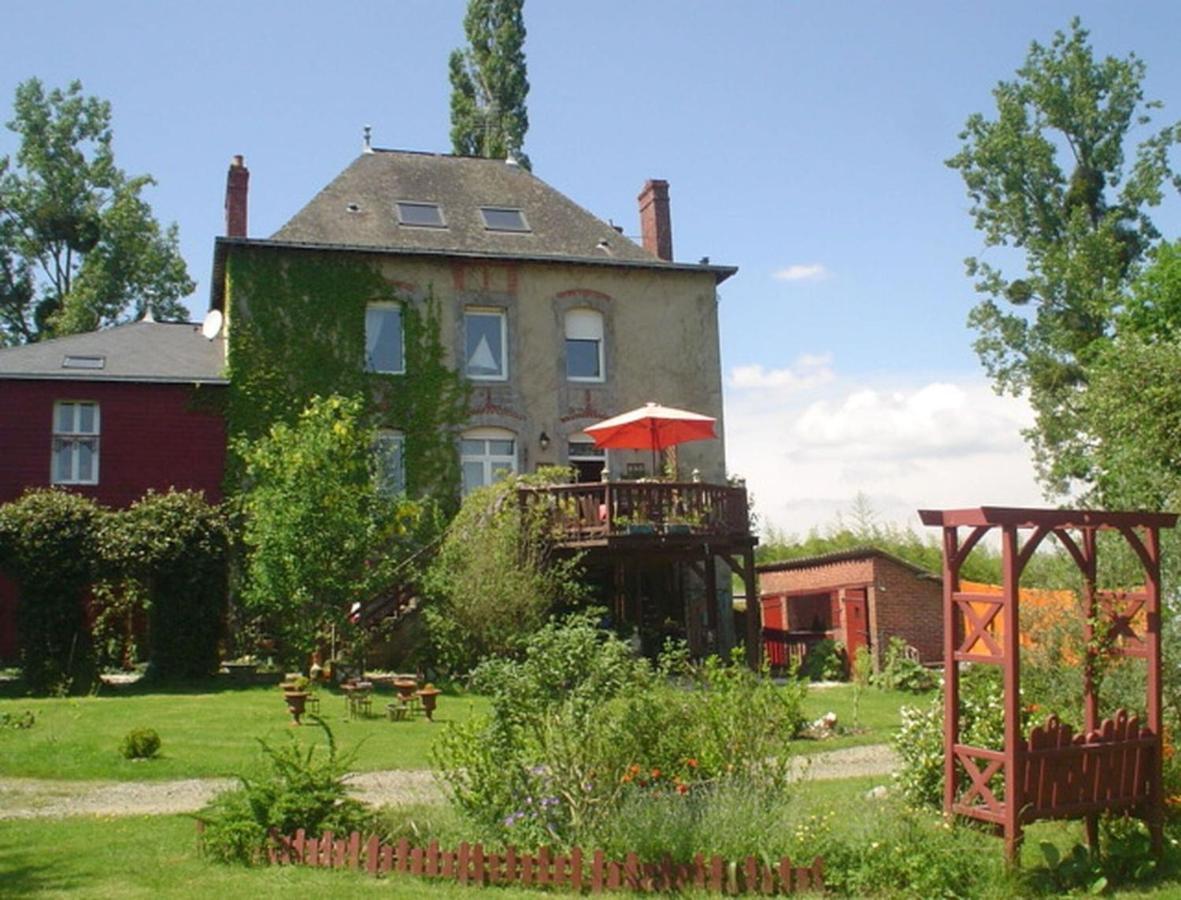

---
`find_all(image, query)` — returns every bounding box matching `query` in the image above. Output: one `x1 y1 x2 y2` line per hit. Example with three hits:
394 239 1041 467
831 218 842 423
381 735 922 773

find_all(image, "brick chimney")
638 179 673 261
225 155 249 238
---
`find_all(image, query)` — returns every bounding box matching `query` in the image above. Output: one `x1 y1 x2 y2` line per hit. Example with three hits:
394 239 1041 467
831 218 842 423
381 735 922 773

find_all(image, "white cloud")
772 263 829 282
723 361 1044 539
727 353 834 392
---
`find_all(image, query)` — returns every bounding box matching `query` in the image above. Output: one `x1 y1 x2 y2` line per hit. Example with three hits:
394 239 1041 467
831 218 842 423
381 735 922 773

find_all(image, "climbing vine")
223 247 468 503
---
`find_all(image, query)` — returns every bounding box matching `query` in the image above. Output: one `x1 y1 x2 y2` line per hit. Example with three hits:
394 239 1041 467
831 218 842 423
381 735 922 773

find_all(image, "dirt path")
0 745 898 820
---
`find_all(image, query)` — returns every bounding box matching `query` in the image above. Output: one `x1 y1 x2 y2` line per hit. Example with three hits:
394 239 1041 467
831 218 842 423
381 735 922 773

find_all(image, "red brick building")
757 547 943 671
0 320 227 661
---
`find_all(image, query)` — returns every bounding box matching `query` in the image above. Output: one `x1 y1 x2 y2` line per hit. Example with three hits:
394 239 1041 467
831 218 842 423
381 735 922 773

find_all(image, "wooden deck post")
742 547 760 669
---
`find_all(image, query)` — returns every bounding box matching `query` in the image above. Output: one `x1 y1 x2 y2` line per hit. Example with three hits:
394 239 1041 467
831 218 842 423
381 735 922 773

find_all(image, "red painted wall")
0 379 227 662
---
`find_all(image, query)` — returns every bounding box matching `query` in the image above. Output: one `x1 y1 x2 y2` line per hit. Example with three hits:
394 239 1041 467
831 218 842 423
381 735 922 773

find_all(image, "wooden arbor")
919 507 1178 861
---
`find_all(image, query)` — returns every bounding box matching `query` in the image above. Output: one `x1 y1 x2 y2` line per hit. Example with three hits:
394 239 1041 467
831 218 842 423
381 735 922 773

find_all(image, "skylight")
479 207 530 232
395 201 445 228
62 355 105 370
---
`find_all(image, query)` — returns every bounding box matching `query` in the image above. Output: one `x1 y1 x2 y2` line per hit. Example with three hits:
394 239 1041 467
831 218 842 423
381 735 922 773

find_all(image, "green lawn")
0 814 542 900
0 679 913 782
798 683 920 751
0 682 489 781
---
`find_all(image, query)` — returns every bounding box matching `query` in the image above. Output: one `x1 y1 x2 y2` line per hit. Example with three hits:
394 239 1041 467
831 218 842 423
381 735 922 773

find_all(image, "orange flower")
650 768 661 779
677 784 689 795
686 758 698 769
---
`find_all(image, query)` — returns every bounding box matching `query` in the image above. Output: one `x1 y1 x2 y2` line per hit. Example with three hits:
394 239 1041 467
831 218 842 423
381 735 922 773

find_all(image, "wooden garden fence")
263 828 824 895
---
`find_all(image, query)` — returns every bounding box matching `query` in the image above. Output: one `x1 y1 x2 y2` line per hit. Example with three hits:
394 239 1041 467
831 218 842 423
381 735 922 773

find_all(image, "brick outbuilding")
757 547 943 672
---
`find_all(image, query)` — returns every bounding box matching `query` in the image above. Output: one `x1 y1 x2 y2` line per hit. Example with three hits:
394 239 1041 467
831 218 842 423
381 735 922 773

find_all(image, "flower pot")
416 688 442 721
624 523 656 535
662 523 691 535
393 678 419 703
283 690 310 725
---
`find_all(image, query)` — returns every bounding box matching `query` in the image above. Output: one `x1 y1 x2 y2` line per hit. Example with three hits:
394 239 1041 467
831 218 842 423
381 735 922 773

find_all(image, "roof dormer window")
62 355 105 370
479 207 530 232
395 201 445 228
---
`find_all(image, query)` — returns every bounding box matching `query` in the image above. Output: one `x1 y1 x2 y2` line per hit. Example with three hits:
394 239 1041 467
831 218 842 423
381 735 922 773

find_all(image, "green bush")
894 666 1006 808
100 490 229 680
423 469 588 674
0 489 103 693
433 612 805 850
800 638 846 681
874 636 936 693
198 718 375 864
120 728 162 760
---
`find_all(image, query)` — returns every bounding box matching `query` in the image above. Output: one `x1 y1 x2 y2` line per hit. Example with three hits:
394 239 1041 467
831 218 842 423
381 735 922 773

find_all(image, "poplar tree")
947 19 1181 492
448 0 531 169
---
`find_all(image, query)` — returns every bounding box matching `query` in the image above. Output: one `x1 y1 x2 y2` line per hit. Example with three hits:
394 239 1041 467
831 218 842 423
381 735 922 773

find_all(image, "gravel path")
0 745 898 820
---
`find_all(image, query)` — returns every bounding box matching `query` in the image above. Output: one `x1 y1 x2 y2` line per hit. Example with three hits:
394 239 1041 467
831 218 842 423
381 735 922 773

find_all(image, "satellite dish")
201 309 223 340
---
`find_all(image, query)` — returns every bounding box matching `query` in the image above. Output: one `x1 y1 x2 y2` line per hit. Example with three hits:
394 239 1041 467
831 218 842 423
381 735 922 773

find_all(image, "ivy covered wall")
224 247 468 503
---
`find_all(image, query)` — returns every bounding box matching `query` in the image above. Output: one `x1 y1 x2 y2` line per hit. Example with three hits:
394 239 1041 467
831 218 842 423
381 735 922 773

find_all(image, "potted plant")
416 683 442 721
282 675 311 725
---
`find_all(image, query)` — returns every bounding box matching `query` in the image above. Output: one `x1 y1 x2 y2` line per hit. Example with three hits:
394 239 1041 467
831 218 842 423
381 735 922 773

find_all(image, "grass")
0 678 910 782
798 682 919 750
0 681 489 781
0 814 543 899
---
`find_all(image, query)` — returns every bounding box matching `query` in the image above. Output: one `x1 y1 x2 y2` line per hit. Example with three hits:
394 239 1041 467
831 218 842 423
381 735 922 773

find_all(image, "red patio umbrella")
584 402 717 475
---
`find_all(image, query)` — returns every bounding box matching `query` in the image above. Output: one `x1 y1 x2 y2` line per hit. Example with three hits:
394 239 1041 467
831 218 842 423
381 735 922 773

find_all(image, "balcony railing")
518 481 751 543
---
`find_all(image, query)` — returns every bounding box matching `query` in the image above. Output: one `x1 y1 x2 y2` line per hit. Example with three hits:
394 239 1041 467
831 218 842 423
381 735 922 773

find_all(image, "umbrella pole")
651 420 659 477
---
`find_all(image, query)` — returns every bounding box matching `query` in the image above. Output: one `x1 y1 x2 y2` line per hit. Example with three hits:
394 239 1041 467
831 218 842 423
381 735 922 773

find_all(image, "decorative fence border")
264 828 824 895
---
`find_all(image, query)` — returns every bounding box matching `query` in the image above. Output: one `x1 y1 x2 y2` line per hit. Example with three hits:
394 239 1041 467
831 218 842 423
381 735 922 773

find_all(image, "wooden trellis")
919 507 1177 862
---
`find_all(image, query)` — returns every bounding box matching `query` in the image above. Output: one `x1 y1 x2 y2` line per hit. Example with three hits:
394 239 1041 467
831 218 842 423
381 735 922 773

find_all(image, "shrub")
874 636 936 693
0 489 103 693
800 638 845 681
120 728 162 760
198 718 375 864
0 710 35 730
894 666 1006 808
99 490 229 680
433 612 805 850
423 469 588 674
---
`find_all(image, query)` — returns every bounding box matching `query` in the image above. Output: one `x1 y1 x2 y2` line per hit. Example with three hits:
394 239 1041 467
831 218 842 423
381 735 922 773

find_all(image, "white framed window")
460 427 517 496
374 429 406 497
565 308 604 381
465 308 507 380
52 401 100 485
365 302 404 374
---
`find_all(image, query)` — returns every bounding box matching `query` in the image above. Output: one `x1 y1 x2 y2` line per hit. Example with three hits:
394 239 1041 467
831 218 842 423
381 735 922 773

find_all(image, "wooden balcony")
518 481 752 548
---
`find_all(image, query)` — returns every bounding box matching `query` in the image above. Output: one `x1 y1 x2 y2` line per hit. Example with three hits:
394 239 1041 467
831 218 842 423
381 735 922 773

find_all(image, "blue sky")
4 1 1180 535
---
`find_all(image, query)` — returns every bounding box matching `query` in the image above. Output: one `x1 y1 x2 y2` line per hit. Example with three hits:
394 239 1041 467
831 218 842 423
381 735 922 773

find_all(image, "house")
757 547 944 671
0 320 228 661
211 146 757 661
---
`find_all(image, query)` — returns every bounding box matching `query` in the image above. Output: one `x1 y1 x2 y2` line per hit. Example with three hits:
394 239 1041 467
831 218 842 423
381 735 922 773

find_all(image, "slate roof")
273 149 662 261
0 321 228 384
210 149 736 311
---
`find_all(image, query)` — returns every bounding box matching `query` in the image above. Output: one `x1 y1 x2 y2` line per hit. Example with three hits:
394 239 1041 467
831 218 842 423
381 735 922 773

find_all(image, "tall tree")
0 78 193 345
448 0 531 169
947 19 1181 492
